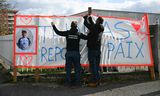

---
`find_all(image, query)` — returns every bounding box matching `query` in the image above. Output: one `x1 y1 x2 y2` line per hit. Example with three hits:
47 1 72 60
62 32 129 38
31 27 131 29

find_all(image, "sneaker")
87 82 100 87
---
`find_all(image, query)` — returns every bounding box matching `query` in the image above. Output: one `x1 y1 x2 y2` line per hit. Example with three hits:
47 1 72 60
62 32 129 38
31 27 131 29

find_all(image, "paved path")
0 80 160 96
85 80 160 96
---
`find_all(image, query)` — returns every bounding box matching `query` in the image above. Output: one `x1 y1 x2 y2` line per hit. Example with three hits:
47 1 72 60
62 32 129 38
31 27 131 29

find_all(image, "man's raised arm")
83 15 94 30
51 22 68 36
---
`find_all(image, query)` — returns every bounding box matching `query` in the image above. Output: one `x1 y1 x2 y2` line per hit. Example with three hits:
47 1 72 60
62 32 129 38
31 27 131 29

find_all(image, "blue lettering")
41 47 47 62
107 42 115 59
135 42 144 58
60 48 66 60
114 43 125 59
43 27 47 43
54 46 61 61
104 21 115 39
48 48 54 62
114 21 130 40
126 41 132 59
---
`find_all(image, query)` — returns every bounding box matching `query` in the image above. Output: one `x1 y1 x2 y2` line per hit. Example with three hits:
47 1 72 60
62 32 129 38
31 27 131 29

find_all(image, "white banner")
14 14 153 68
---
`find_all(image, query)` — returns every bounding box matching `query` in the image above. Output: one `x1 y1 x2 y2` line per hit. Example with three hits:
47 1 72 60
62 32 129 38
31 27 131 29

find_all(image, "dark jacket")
84 16 104 51
17 37 31 50
52 25 87 52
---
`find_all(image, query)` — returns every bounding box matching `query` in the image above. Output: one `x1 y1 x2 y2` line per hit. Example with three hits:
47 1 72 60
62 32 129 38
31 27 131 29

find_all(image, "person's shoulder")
76 32 81 36
100 25 104 32
27 37 30 39
18 37 23 40
67 30 70 32
99 24 104 28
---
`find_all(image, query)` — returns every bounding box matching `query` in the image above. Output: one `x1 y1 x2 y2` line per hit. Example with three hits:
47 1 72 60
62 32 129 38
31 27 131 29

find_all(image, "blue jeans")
88 50 101 82
65 51 81 84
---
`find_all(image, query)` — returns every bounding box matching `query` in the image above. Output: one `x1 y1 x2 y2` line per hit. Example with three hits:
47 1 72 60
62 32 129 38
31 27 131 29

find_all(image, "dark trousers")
65 51 81 84
88 49 101 82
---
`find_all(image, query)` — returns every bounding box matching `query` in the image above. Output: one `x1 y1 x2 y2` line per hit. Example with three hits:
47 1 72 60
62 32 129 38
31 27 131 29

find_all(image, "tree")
0 0 11 9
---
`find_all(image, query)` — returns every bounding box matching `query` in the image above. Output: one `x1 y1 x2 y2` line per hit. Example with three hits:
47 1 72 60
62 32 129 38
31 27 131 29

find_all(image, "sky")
9 0 160 15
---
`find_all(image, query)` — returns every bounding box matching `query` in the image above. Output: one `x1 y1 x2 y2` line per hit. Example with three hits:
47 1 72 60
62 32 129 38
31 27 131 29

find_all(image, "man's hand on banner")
83 15 92 20
83 15 88 19
51 22 55 26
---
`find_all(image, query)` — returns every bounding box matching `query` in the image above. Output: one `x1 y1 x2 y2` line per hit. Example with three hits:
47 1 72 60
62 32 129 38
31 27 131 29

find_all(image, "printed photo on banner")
15 27 37 54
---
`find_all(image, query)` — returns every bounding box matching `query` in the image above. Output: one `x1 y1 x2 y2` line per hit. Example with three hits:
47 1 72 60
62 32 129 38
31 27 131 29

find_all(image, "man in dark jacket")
51 21 87 86
83 15 104 87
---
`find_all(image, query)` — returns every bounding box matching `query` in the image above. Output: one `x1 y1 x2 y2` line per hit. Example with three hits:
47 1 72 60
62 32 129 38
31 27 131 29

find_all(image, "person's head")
22 30 27 37
96 17 104 24
71 21 78 28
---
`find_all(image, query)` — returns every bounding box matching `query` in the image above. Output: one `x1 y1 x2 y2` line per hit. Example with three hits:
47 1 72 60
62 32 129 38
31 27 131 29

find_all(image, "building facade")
0 10 18 35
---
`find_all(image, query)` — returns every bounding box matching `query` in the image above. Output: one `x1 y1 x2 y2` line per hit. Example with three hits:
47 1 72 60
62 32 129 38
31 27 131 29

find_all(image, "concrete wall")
0 35 13 66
